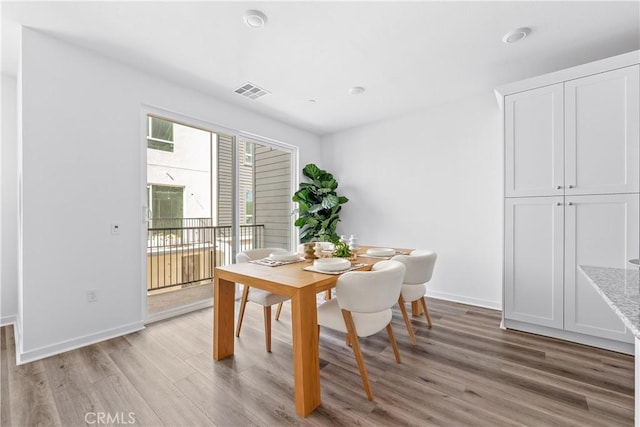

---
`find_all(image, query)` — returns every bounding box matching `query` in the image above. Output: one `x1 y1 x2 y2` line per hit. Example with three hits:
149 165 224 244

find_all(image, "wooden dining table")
212 246 412 417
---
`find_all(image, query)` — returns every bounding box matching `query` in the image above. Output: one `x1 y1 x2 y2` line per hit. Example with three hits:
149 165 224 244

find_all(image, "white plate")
268 251 300 262
366 248 396 257
313 258 351 272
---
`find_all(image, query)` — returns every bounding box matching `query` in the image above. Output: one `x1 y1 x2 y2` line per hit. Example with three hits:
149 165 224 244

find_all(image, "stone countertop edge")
579 265 640 340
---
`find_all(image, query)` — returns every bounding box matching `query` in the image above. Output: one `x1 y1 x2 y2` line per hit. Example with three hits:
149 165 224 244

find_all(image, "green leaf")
338 196 349 204
302 164 322 180
309 203 324 213
322 194 339 210
294 217 306 227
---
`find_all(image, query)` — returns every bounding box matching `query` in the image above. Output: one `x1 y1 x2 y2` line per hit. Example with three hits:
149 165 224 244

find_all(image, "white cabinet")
505 84 564 198
564 194 638 341
505 64 639 198
504 197 564 328
498 52 640 352
565 66 640 195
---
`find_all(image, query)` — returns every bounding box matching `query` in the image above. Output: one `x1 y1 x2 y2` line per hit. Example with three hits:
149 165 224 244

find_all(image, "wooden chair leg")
345 335 352 347
341 309 374 401
385 324 401 364
275 301 284 320
420 297 433 328
235 285 250 337
412 300 423 316
324 289 332 300
263 305 272 352
397 295 417 346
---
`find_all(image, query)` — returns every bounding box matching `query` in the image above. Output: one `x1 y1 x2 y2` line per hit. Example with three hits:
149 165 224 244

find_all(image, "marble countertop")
580 265 640 339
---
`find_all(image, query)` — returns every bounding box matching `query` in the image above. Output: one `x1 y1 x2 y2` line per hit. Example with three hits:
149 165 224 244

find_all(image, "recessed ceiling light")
308 99 317 103
502 27 530 44
349 86 366 95
243 10 268 29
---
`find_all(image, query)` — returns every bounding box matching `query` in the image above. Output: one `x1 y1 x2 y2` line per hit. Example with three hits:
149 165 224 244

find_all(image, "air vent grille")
234 82 270 100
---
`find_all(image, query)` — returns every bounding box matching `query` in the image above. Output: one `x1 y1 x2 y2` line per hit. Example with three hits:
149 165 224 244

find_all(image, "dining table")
212 245 411 417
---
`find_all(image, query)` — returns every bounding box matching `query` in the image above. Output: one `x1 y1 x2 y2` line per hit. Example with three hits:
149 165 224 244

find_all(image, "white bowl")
313 257 351 272
366 248 396 257
268 251 300 262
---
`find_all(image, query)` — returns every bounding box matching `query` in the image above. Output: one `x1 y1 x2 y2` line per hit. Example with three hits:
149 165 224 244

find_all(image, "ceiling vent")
234 82 270 100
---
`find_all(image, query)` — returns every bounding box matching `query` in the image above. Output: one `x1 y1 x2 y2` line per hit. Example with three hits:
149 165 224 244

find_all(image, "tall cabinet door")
565 65 640 195
504 197 564 328
505 84 564 198
564 193 639 342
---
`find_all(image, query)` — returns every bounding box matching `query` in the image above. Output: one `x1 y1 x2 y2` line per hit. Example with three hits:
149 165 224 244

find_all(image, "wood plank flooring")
1 298 634 426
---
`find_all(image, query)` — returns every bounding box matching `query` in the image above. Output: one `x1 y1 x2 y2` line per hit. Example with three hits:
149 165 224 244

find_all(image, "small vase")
303 243 317 260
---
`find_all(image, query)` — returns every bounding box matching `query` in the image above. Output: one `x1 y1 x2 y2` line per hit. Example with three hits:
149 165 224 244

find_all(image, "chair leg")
275 302 284 320
397 295 417 346
263 305 272 352
324 289 332 300
235 285 250 337
386 324 401 364
345 335 352 347
420 297 433 328
341 309 374 401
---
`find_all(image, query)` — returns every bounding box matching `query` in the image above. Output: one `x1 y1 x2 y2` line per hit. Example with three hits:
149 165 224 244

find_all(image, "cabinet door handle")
556 185 562 190
556 202 562 206
568 185 574 189
567 202 574 206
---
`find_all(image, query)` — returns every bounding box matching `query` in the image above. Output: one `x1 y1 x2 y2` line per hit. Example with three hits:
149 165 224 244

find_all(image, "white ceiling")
2 1 639 135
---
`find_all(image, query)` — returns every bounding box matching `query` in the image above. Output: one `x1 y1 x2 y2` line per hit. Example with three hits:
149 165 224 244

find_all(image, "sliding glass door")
145 113 296 316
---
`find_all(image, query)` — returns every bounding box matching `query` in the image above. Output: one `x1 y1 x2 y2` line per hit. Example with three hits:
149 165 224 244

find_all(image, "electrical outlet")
111 223 121 235
87 289 98 303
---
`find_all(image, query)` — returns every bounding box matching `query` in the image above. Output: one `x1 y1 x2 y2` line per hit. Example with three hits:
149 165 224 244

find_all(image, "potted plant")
292 163 348 244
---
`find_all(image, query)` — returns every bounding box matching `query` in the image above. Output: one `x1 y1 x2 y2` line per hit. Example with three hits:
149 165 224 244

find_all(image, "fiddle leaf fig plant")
292 163 348 243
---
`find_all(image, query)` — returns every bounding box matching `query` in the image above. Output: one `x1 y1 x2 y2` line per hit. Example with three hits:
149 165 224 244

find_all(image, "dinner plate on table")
313 258 351 272
268 251 301 262
366 248 396 257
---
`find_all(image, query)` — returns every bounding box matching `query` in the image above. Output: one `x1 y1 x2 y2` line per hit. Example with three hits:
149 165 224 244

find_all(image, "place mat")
250 257 306 267
303 262 368 275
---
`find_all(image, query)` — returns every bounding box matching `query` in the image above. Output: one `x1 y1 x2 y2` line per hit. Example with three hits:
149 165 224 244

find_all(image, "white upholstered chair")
392 250 437 345
317 260 406 400
235 248 290 352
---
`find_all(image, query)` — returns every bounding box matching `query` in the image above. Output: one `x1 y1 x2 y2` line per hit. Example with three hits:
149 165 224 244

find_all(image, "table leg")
213 276 235 360
635 337 639 426
290 285 321 416
412 300 424 316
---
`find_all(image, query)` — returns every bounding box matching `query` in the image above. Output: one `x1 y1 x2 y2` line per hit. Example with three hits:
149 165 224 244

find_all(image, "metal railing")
147 220 264 292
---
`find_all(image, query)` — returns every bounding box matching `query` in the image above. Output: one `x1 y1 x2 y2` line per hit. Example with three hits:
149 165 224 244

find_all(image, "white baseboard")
145 298 213 324
0 315 16 327
426 290 502 311
16 321 145 365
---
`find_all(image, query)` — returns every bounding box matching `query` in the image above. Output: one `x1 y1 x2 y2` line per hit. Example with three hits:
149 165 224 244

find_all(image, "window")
149 185 184 223
245 189 254 224
244 141 254 165
147 117 174 152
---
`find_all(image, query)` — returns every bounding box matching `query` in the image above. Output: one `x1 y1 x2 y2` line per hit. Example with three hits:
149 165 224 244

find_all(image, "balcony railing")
147 221 264 292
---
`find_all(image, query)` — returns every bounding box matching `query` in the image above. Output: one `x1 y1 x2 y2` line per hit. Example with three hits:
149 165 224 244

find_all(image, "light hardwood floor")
1 298 634 426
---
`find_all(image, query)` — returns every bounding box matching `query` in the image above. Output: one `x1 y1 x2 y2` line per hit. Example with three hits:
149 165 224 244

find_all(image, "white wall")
17 28 320 363
1 74 18 326
321 93 503 309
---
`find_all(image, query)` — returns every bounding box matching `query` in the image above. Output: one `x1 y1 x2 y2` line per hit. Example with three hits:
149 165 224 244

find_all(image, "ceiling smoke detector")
243 10 268 29
502 27 531 44
234 82 271 100
349 86 366 95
